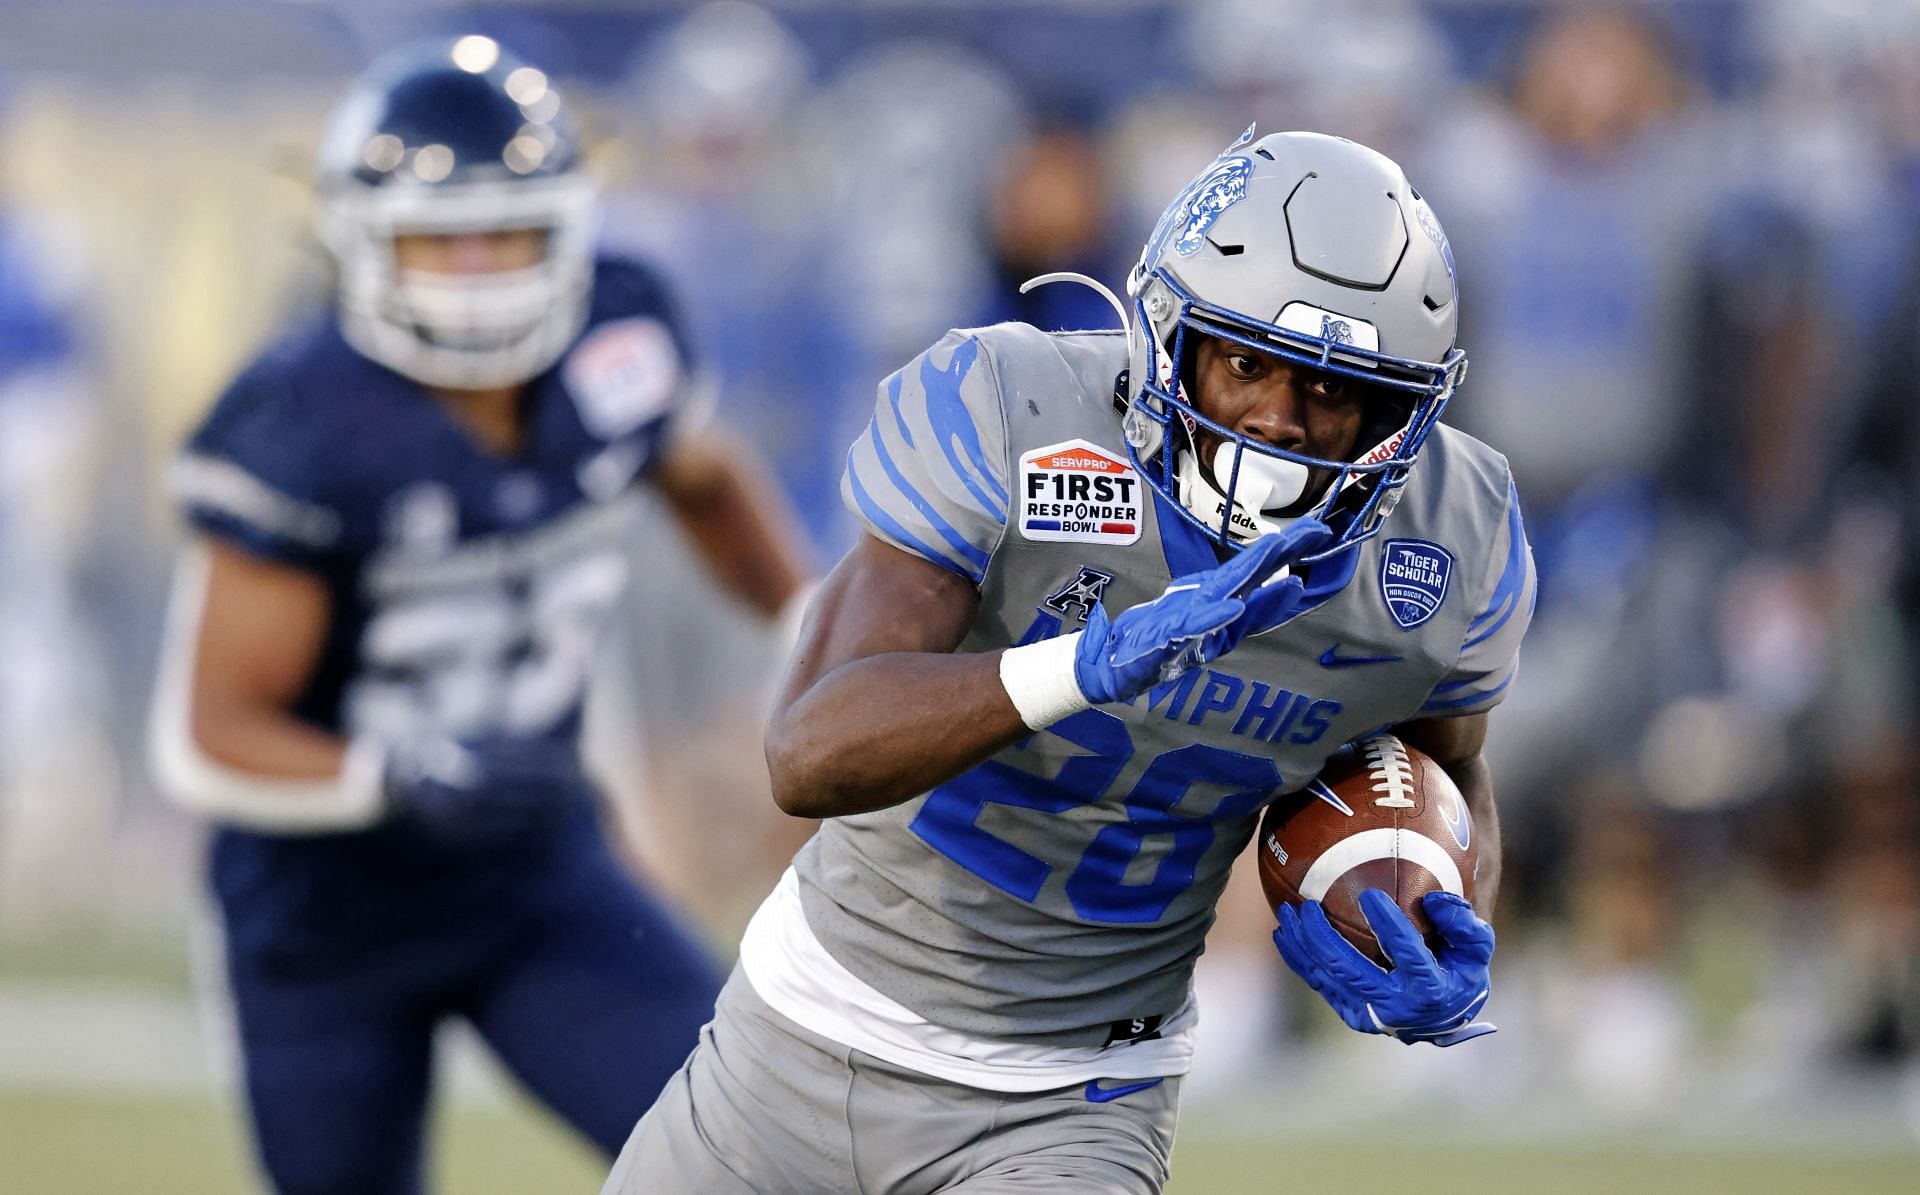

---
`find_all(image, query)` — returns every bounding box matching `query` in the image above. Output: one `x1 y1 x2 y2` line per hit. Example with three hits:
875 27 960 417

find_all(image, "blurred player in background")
0 154 116 906
146 37 810 1195
608 128 1534 1194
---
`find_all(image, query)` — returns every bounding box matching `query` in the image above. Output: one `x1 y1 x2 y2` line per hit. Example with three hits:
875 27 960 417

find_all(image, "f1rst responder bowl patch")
1017 439 1143 545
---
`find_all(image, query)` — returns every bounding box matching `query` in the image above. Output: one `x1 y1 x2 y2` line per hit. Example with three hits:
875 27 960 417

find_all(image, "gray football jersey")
800 323 1534 1047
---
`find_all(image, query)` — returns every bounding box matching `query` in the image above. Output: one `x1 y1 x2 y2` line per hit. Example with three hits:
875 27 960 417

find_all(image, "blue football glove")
1211 521 1335 654
384 735 590 846
1274 889 1497 1047
1073 519 1332 704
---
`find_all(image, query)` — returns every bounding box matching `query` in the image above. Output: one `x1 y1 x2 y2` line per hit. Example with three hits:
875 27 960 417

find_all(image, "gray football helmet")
1120 127 1465 558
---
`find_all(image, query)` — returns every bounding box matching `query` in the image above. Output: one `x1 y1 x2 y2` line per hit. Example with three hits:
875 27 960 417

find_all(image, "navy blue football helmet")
316 35 598 388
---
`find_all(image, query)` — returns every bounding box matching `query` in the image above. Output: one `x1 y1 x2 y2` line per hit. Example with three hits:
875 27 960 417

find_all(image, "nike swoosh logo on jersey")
1084 1078 1165 1103
1318 644 1403 669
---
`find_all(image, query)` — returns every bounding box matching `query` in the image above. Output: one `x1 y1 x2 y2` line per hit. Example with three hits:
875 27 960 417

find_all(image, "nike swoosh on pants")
1083 1078 1165 1103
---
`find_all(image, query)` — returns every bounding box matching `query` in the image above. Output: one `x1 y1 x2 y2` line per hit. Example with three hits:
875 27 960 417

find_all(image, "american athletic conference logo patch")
1380 539 1454 630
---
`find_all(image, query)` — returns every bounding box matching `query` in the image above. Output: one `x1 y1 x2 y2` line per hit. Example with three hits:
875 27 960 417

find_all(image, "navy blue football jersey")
173 255 697 952
177 255 692 744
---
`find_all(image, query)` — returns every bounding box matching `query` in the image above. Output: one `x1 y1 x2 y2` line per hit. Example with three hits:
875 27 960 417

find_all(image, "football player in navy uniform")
148 37 810 1195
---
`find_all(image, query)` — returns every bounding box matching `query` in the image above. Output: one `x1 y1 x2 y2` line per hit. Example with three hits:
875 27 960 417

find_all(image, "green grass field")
0 1090 607 1193
4 1090 1919 1194
1168 1132 1920 1195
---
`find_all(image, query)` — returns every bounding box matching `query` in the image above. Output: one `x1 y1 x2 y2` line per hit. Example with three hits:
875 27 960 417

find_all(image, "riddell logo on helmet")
1358 428 1407 466
1019 440 1143 545
1336 426 1412 500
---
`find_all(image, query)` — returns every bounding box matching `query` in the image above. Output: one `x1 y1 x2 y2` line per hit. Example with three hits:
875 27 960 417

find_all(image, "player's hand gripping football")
384 735 590 845
1073 519 1332 704
1273 889 1497 1047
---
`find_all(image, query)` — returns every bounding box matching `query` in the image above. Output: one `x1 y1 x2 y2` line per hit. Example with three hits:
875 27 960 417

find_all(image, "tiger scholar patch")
1380 538 1453 630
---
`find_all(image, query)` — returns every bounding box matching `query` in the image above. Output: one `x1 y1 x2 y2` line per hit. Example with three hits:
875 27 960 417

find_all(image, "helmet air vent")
1283 170 1408 291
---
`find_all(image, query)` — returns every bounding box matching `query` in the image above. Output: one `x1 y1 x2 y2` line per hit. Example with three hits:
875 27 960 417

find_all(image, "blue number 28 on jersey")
908 709 1282 924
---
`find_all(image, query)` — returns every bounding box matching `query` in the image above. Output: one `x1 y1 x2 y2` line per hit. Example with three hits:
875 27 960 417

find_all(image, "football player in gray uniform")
607 128 1534 1194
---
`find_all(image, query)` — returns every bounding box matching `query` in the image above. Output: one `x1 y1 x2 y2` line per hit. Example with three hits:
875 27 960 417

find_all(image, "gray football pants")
603 967 1181 1194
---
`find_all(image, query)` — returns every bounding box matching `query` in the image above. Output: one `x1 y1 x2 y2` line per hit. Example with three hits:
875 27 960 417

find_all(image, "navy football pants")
221 837 722 1195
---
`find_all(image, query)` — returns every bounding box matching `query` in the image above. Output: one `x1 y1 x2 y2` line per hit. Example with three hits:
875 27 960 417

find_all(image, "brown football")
1257 734 1477 964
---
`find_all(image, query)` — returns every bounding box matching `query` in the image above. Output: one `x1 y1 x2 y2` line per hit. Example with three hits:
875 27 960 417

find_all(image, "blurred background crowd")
3 0 1920 1184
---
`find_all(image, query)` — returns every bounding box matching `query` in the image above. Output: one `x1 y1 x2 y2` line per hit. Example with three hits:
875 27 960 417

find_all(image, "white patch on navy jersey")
562 317 680 440
383 482 458 555
1017 440 1143 545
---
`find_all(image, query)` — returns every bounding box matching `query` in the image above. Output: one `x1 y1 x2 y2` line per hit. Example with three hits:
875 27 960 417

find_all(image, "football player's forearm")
656 435 812 620
1452 754 1501 918
157 692 387 833
1396 714 1500 918
675 475 811 619
191 698 349 780
765 650 1029 819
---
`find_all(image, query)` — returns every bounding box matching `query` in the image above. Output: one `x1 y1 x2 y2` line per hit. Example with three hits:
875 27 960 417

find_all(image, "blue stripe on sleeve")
1421 671 1513 713
884 373 917 449
864 420 993 574
1463 482 1528 651
846 445 983 584
918 339 1010 521
889 365 1008 527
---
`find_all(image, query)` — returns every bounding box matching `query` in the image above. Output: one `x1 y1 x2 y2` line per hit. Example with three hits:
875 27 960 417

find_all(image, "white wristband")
998 631 1093 730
